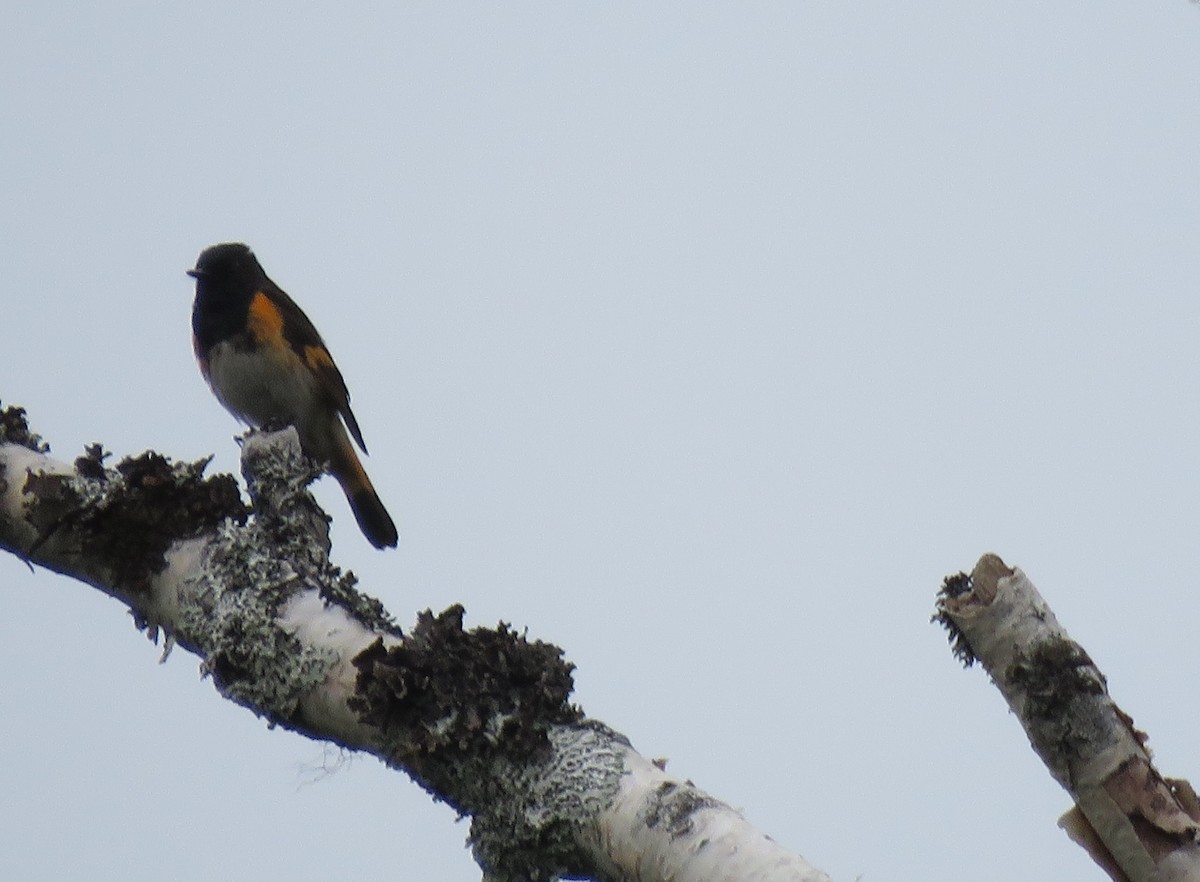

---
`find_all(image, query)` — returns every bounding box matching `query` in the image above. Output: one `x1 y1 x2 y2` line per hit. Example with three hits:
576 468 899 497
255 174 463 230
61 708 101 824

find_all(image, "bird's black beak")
186 268 203 279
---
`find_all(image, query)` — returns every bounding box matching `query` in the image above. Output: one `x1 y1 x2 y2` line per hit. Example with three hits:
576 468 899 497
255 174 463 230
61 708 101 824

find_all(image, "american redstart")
189 242 398 548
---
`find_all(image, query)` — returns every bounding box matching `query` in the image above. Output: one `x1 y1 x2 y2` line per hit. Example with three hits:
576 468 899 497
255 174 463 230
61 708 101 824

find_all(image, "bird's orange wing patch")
302 344 336 372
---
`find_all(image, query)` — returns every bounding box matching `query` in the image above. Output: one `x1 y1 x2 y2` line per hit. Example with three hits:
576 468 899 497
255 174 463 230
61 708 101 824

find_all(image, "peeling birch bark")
0 404 827 882
936 554 1200 882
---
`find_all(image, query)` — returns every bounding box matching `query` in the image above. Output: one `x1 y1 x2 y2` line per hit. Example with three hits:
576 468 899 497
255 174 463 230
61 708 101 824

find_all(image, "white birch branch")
0 404 828 882
935 554 1200 882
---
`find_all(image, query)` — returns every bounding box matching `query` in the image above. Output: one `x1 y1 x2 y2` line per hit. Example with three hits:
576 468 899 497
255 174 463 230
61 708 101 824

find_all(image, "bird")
188 242 398 548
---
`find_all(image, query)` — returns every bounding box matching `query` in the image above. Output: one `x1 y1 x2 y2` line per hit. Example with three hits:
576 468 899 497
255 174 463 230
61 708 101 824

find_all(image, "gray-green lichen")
469 721 631 882
237 428 400 637
178 519 340 724
173 428 402 724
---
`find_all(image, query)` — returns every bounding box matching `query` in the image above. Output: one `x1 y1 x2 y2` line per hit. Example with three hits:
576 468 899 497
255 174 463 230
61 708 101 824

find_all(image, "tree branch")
935 554 1200 882
0 403 828 882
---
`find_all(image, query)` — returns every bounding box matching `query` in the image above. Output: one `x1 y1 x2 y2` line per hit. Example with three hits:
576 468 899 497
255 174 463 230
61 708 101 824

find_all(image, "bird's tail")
329 432 398 549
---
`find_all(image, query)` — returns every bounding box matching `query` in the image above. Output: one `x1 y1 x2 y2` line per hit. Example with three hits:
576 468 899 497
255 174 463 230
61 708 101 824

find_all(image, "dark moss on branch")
74 443 109 479
0 403 49 452
23 447 246 596
933 571 978 667
351 605 583 786
1007 640 1105 722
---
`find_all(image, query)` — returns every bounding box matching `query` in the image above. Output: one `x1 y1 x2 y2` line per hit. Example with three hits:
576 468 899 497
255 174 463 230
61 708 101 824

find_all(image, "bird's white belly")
205 341 321 429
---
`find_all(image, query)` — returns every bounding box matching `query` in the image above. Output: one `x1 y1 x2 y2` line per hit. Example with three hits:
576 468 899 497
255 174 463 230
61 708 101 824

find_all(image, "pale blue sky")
3 4 1199 880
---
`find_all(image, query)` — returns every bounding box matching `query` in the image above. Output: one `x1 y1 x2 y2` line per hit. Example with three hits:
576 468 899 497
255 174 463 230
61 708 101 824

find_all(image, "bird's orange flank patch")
247 291 286 344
